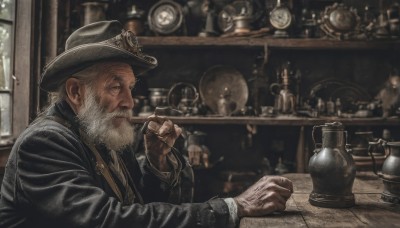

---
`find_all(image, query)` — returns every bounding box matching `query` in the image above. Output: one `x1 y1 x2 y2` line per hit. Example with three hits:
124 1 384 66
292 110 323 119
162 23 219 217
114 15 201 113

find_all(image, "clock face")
328 9 356 32
148 1 183 35
269 7 292 30
154 5 176 27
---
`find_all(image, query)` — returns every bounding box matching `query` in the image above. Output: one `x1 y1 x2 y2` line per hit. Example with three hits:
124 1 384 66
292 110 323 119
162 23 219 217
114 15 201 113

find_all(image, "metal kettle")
369 140 400 203
308 122 356 208
270 64 296 114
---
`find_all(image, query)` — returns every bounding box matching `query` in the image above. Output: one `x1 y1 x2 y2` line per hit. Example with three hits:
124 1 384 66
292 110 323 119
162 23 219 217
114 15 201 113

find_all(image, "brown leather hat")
40 20 157 92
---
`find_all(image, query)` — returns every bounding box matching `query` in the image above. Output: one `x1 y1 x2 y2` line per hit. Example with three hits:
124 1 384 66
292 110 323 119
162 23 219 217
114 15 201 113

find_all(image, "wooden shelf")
130 116 400 126
138 36 400 50
134 36 400 127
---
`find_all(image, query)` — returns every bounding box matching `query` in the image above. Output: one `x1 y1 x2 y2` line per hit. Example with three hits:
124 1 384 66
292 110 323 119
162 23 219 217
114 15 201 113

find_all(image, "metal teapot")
270 63 296 114
369 139 400 203
309 122 356 208
167 82 199 116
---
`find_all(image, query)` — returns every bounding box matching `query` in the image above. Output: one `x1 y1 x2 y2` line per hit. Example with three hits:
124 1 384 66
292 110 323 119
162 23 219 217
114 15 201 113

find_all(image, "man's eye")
109 85 122 92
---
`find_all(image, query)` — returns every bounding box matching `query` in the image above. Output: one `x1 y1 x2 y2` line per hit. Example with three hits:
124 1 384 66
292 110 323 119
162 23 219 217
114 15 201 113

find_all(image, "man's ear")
65 78 85 108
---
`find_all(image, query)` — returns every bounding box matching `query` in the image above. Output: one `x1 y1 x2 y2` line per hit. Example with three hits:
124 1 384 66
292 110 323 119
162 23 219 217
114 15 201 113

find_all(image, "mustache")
105 109 133 119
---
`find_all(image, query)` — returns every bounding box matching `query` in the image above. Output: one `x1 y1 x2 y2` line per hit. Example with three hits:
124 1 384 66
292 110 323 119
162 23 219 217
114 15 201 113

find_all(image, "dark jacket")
0 100 230 228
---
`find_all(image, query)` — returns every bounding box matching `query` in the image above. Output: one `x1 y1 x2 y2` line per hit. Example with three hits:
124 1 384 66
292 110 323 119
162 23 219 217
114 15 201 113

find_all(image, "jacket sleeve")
133 148 195 204
15 125 230 228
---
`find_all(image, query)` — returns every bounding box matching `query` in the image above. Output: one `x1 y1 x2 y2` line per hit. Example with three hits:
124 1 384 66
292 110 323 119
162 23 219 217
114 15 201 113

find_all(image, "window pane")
0 93 11 136
0 0 14 21
0 22 11 90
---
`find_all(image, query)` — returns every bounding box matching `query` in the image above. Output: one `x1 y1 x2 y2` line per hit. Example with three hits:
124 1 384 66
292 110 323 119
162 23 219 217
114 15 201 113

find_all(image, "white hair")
49 62 136 151
77 85 135 151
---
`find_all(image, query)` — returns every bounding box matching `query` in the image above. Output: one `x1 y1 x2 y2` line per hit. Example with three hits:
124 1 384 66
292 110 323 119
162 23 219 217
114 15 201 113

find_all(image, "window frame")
9 0 34 144
0 1 15 142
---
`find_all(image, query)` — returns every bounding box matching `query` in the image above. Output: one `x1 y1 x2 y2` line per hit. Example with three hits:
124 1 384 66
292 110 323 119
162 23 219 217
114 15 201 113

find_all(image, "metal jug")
352 131 374 156
369 140 400 203
309 122 356 208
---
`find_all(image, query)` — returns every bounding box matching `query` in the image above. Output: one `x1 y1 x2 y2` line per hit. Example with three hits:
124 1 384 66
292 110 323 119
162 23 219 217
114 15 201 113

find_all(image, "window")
0 0 14 140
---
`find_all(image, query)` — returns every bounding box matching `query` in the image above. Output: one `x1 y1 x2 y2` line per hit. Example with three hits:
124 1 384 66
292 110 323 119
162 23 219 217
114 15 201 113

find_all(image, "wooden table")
240 172 400 227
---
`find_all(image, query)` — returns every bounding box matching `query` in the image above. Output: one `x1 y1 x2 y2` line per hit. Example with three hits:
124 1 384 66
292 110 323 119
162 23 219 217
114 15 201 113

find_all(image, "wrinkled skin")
234 175 293 217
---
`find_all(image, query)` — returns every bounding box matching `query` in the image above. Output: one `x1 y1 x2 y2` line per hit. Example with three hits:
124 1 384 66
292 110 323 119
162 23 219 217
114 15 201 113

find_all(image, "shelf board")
130 116 400 126
138 36 400 50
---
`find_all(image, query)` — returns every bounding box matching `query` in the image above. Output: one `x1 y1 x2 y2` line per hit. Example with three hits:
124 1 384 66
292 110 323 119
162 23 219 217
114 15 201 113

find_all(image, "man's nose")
120 87 134 109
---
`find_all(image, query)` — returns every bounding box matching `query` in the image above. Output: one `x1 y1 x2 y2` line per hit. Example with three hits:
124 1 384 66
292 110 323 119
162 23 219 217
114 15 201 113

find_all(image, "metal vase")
369 140 400 203
309 122 356 208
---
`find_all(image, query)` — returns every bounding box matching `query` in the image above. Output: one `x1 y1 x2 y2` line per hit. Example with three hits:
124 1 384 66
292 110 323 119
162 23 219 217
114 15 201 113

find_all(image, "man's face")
77 62 137 151
93 62 136 125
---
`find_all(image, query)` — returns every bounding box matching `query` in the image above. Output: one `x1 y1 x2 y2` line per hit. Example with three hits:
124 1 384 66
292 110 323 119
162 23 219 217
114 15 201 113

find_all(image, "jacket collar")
47 99 82 135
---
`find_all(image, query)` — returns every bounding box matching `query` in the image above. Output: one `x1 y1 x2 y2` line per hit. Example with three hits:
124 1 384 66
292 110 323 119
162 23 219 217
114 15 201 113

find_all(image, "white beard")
77 87 135 151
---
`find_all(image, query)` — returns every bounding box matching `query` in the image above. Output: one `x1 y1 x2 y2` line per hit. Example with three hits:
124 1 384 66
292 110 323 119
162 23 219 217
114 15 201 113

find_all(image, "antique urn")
309 122 356 208
369 140 400 203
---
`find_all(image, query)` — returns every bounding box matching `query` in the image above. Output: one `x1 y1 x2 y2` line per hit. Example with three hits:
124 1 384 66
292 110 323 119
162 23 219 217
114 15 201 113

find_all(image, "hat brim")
40 43 158 92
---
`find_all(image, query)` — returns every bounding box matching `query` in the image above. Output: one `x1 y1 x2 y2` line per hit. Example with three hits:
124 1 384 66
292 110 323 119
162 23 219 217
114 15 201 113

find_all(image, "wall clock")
320 3 360 40
269 0 292 37
148 0 184 35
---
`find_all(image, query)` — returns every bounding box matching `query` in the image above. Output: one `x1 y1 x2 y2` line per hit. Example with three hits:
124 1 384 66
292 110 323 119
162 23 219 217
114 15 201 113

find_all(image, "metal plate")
199 65 248 115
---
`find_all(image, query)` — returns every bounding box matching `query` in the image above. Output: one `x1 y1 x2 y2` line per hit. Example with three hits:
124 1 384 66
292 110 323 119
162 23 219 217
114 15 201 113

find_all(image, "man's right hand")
233 176 293 218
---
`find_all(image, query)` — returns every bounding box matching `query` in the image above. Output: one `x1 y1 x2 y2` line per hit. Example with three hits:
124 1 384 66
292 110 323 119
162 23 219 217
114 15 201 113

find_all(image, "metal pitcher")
369 140 400 203
309 122 356 208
